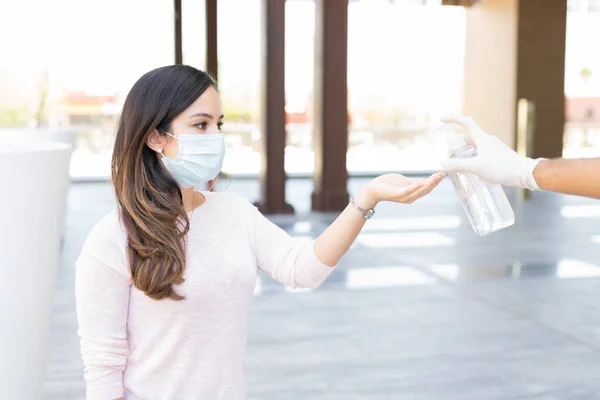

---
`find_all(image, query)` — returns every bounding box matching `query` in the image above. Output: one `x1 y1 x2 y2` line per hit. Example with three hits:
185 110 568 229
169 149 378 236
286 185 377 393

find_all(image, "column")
206 0 218 82
256 0 293 214
174 0 183 65
516 0 567 159
311 0 350 212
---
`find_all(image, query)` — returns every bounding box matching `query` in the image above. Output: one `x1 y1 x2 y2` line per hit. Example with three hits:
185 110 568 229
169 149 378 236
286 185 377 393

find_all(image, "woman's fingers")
403 182 436 204
379 172 445 204
393 181 425 200
398 173 444 204
387 181 424 202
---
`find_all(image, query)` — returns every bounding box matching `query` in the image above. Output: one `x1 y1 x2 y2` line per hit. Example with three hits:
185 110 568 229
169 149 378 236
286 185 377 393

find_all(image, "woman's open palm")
365 172 445 205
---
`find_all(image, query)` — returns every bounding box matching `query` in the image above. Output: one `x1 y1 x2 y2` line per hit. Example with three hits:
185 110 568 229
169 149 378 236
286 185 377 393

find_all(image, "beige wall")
463 0 518 147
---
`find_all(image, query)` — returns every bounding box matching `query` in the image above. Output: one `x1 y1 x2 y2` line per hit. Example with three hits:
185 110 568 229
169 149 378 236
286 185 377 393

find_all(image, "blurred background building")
2 0 598 193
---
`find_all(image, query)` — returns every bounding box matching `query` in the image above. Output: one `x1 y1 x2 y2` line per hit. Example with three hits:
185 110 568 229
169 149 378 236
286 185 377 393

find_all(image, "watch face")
366 209 375 219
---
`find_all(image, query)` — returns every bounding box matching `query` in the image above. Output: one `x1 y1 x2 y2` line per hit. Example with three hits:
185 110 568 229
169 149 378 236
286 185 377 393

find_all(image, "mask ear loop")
207 171 232 192
160 130 179 140
157 130 179 160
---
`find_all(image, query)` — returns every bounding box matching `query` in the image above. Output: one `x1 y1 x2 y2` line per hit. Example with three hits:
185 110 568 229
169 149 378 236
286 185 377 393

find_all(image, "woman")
75 65 445 400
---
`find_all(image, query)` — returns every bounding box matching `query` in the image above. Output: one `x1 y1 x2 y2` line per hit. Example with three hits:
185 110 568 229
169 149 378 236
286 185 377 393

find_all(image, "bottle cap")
446 133 467 152
432 122 465 151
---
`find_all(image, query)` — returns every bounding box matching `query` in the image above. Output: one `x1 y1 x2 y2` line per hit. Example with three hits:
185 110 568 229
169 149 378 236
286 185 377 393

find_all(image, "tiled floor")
43 178 600 399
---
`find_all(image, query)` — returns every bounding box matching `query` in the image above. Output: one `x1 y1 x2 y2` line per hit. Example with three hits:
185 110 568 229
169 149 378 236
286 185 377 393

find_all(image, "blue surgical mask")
160 132 225 188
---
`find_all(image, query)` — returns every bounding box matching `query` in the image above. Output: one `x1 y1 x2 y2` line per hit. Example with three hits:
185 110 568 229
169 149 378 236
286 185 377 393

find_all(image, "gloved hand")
439 115 543 190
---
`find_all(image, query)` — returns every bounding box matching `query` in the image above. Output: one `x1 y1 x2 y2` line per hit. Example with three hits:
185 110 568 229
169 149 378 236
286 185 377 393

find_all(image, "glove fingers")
440 157 477 173
440 115 486 140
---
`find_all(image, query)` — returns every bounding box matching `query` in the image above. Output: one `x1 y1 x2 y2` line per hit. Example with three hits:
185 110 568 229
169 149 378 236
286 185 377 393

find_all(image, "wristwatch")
350 197 375 220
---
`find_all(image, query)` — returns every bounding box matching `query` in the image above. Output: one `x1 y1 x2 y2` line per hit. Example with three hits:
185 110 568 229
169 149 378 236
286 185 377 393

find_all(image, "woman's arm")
313 173 443 267
253 173 443 287
76 250 131 400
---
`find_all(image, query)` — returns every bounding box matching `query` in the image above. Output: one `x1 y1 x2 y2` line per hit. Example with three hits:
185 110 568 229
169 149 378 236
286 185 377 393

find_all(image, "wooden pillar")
516 0 567 159
311 0 349 212
256 0 293 214
174 0 183 65
442 0 481 5
462 0 567 158
206 0 218 82
205 0 218 191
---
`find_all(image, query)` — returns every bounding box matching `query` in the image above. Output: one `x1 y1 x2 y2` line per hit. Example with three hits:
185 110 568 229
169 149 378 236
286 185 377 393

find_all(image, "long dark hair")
112 65 215 300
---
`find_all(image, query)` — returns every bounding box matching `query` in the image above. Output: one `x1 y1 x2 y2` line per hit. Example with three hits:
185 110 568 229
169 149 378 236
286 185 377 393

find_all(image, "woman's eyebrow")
188 113 224 120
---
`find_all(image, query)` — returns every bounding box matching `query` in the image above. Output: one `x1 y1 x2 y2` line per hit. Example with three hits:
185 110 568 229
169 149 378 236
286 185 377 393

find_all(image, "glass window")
217 0 262 176
347 0 465 173
216 0 465 177
564 2 600 158
284 0 315 175
182 0 207 71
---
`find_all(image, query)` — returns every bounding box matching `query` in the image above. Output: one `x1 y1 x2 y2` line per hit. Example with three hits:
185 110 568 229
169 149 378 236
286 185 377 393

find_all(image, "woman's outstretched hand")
312 171 445 268
355 172 446 209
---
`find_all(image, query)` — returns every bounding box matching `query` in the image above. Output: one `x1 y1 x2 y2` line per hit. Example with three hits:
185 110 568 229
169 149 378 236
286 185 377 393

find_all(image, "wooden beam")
256 0 293 214
441 0 482 6
174 0 182 64
311 0 349 212
206 0 218 82
516 0 567 159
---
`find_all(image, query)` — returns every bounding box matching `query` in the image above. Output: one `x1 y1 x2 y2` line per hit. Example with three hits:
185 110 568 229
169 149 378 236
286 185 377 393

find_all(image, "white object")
160 132 226 188
0 128 77 147
435 122 516 236
439 115 542 190
75 192 335 400
0 138 72 400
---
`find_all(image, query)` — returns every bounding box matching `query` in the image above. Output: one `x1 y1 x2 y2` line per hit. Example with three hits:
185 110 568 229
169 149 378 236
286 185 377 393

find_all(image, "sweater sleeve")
252 207 335 289
75 212 131 400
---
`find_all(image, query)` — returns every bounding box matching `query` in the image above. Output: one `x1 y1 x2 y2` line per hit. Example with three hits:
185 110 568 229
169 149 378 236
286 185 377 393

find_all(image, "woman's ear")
147 129 167 153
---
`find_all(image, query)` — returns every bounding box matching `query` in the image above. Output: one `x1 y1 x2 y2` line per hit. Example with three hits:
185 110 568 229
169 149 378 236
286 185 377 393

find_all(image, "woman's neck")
181 186 205 212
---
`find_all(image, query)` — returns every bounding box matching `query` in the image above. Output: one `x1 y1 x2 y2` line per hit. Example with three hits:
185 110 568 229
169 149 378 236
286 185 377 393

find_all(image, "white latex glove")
439 115 543 190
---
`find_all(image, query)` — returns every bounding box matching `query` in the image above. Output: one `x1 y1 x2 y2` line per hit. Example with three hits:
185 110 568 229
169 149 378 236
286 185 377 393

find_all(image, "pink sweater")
75 191 335 400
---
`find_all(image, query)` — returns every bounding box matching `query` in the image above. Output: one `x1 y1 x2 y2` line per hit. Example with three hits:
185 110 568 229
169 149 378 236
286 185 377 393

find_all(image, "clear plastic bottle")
438 124 515 236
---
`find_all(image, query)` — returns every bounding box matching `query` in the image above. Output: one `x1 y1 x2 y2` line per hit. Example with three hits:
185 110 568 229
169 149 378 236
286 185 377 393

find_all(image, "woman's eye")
217 122 224 130
194 122 208 130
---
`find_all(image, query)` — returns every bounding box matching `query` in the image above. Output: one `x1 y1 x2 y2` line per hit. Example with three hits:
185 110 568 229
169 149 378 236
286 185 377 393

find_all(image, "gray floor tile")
42 180 600 399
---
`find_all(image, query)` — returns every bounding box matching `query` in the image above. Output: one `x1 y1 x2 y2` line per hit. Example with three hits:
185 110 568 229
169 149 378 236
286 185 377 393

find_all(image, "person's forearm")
313 189 376 267
534 157 600 199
